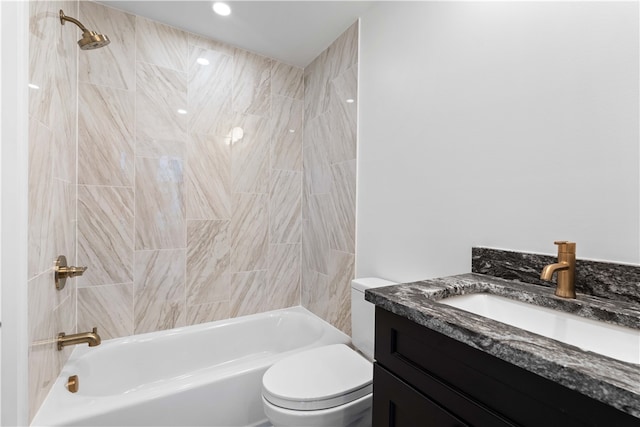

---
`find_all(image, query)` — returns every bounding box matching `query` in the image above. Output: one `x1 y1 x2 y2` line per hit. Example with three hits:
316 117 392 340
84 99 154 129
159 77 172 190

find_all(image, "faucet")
57 327 101 351
540 241 576 298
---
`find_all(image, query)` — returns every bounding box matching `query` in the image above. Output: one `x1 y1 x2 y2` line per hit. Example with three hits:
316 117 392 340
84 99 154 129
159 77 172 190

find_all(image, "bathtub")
31 306 350 426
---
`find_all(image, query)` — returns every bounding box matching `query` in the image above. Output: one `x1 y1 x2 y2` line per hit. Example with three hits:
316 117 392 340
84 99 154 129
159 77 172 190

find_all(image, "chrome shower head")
59 10 110 50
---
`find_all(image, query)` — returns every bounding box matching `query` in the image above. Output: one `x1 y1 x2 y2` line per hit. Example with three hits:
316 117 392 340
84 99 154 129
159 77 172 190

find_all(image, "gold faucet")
57 327 101 351
540 241 576 298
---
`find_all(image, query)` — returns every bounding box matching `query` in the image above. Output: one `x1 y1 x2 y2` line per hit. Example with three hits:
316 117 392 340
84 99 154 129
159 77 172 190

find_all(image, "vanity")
366 249 640 426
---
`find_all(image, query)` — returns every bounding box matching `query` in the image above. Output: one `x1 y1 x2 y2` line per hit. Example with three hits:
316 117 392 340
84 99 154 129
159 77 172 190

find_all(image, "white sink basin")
440 293 640 364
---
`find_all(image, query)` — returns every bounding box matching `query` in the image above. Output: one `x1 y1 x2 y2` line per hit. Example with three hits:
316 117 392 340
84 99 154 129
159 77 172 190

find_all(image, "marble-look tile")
272 62 303 100
28 118 55 277
133 253 185 330
304 195 332 275
29 0 77 165
52 178 76 277
78 2 135 90
136 16 188 72
230 271 267 317
78 82 134 186
267 244 301 311
329 160 356 254
271 95 303 171
135 156 185 250
188 33 235 57
231 114 271 194
134 249 186 309
136 62 187 143
231 194 269 272
303 55 331 121
77 283 134 340
77 185 133 287
303 270 331 321
327 21 359 79
303 114 332 195
28 272 57 346
134 300 186 334
233 49 272 117
187 220 230 306
29 342 58 422
136 136 185 159
187 301 230 326
270 170 302 244
188 46 233 136
54 293 76 371
328 250 355 334
327 66 358 164
186 134 231 219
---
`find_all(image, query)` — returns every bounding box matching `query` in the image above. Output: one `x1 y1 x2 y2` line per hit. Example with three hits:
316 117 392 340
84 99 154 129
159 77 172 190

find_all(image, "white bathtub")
32 307 350 426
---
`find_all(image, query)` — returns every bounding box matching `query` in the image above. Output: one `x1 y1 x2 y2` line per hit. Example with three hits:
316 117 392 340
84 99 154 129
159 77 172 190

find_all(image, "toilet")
262 278 397 427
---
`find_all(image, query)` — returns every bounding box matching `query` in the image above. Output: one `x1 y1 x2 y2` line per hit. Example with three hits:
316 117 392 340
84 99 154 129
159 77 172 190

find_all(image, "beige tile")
303 55 331 121
230 271 267 317
136 62 188 143
134 249 186 306
231 114 271 194
304 194 332 275
270 170 302 244
303 270 331 322
29 342 58 422
233 49 272 116
78 82 135 186
188 46 233 136
27 272 57 346
135 156 186 250
136 16 188 72
52 178 76 278
328 21 359 79
77 185 133 287
78 2 136 90
186 134 231 219
78 283 134 340
188 33 235 56
271 95 303 171
54 294 77 370
134 300 186 334
132 248 184 334
187 220 230 306
328 250 355 335
272 62 303 100
231 194 269 272
267 244 301 311
28 118 55 278
327 66 358 164
329 160 356 254
136 136 185 159
187 301 230 326
303 114 332 195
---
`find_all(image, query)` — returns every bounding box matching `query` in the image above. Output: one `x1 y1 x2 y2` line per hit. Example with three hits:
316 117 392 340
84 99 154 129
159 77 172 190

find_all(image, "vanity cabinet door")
373 364 467 427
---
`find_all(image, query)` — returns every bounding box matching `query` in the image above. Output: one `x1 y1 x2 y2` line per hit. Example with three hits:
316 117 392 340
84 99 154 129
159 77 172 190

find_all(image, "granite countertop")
365 273 640 418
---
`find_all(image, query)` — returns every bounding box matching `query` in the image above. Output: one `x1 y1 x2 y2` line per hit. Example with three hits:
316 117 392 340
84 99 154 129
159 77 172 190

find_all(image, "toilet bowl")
261 278 397 427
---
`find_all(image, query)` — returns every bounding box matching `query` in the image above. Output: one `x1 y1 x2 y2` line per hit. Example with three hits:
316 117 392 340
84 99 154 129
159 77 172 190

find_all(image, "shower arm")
59 10 88 32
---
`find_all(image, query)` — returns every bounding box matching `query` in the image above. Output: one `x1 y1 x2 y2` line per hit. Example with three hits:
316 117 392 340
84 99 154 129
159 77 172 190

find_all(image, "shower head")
59 10 110 50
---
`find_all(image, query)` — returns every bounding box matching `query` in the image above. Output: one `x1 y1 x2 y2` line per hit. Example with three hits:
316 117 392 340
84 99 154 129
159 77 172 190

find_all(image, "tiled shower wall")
74 1 304 338
27 0 79 419
302 23 358 334
27 0 357 419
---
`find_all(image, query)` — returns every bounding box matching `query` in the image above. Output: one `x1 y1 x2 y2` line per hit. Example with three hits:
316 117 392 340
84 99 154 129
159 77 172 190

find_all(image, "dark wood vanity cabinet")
372 308 640 427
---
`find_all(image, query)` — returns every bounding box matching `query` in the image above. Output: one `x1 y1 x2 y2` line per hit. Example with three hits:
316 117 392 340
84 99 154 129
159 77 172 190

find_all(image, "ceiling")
97 1 376 67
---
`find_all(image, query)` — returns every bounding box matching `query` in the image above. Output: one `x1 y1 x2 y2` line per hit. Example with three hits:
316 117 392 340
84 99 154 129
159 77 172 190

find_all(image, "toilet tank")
351 277 397 360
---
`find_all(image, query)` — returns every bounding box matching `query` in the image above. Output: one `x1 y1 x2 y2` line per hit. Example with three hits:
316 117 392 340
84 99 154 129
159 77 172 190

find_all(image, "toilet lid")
262 344 373 411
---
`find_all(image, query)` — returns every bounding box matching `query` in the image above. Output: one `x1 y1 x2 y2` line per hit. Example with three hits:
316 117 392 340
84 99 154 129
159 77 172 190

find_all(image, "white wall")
357 1 639 282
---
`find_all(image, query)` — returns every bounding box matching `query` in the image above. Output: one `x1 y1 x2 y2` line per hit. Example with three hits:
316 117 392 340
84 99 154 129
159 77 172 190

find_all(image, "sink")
440 293 640 364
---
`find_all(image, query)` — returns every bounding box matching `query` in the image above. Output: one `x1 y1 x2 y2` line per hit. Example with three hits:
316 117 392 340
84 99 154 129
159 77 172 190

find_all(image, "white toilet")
262 278 397 427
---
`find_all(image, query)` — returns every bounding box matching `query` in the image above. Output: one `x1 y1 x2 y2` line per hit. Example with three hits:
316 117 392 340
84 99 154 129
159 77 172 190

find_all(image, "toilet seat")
262 344 373 411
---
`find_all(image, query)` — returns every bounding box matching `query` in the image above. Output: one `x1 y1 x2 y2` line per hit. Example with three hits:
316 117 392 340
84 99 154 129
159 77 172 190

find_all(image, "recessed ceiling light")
177 109 188 115
212 2 231 16
346 98 355 104
196 57 210 66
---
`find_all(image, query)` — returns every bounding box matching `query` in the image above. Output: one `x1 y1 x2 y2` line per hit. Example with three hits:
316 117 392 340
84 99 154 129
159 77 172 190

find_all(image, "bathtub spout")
58 327 101 351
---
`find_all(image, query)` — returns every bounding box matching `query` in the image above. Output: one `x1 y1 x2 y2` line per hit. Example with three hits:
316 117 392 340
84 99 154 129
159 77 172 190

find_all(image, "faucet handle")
554 241 576 253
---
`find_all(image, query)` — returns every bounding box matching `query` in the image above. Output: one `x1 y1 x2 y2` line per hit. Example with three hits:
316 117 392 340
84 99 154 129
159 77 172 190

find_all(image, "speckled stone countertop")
365 273 640 418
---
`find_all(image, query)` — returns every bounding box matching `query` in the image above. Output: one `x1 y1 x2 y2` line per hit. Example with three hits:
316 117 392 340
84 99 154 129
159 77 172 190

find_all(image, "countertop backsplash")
472 247 640 305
